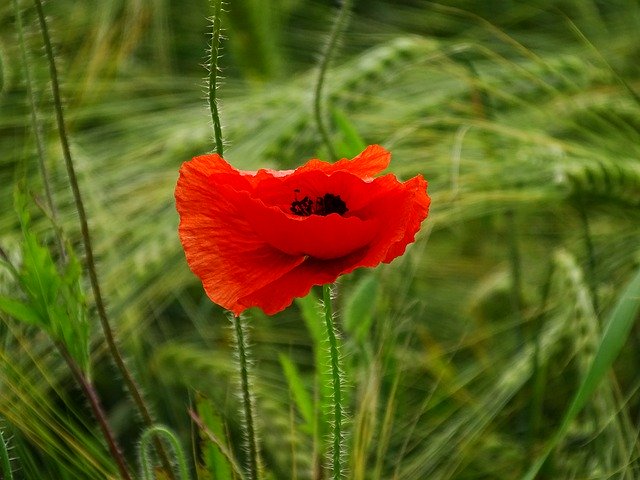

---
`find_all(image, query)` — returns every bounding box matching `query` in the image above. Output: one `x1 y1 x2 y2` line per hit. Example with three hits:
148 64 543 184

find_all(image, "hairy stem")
232 315 260 479
206 4 259 475
313 0 353 161
57 343 132 480
323 284 344 479
32 2 175 477
205 4 259 474
139 425 190 480
0 424 13 480
209 0 224 157
13 0 66 263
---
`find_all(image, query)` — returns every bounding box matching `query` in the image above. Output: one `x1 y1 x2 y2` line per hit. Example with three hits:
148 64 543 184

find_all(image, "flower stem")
13 0 66 263
32 1 175 477
232 315 260 480
139 425 191 480
0 425 13 480
313 0 353 161
57 342 132 480
206 4 258 476
322 284 344 479
208 0 224 157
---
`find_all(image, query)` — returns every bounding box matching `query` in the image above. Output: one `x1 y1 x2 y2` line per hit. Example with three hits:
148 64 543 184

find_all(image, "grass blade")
279 353 315 432
523 265 640 480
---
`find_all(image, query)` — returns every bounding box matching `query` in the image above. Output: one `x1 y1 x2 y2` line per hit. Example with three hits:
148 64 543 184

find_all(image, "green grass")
2 0 640 479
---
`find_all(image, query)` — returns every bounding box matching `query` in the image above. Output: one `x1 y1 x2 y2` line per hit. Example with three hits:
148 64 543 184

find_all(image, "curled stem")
232 315 260 480
32 1 175 477
313 0 353 161
139 425 190 480
209 0 224 157
322 284 344 479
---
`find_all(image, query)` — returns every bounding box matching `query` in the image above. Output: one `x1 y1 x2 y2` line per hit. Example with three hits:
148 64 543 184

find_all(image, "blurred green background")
1 0 640 478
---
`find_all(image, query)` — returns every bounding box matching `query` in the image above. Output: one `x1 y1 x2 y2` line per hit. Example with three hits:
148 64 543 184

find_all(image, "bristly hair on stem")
208 0 225 157
13 0 66 264
138 425 191 480
313 0 353 161
0 422 14 480
230 314 261 480
207 3 260 477
32 1 176 477
322 284 346 479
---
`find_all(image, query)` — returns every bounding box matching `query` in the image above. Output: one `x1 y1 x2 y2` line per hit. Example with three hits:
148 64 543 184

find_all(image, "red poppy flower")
175 145 430 316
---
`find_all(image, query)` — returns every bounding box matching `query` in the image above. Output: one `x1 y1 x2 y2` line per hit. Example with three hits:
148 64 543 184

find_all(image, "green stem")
323 284 343 479
0 424 13 480
139 425 190 480
57 343 132 480
209 0 224 157
13 0 66 263
207 5 258 475
32 2 176 477
313 0 353 161
232 315 260 480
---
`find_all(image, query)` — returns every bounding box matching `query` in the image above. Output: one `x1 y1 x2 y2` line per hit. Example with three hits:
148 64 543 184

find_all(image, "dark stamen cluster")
291 191 348 216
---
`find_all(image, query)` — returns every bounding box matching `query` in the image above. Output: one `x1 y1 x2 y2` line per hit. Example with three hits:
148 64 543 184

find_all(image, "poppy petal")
236 195 379 259
251 169 389 218
176 159 305 316
238 252 367 315
381 175 430 261
185 153 241 177
294 144 390 177
348 175 430 267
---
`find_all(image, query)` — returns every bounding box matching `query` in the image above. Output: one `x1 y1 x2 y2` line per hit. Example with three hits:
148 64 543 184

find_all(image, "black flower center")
290 190 348 216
